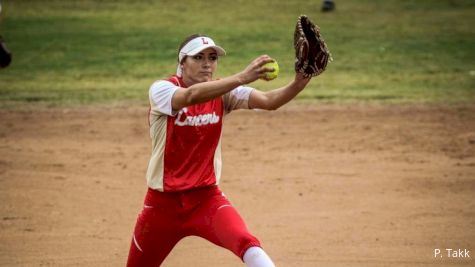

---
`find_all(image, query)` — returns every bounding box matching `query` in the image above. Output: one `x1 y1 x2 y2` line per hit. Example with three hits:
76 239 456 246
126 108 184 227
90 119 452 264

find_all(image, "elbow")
259 94 280 111
258 99 280 111
264 98 281 111
266 104 279 111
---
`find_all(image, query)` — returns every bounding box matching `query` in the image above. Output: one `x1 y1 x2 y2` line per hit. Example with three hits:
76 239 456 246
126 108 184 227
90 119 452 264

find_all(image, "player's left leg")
243 246 275 267
187 188 275 266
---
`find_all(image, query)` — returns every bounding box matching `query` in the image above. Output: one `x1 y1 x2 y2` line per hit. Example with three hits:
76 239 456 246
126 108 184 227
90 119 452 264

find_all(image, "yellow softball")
263 61 279 80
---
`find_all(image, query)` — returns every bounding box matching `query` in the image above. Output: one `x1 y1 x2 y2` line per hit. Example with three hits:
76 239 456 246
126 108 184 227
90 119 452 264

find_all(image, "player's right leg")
126 195 183 267
126 207 182 267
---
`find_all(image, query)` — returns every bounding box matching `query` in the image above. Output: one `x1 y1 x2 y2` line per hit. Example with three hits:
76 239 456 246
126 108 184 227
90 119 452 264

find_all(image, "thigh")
190 194 261 259
126 207 182 267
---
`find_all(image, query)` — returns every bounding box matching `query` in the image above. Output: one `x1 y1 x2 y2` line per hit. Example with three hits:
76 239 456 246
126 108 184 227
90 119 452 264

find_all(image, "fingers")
254 55 274 67
260 75 273 81
258 67 274 74
256 67 273 79
255 67 277 81
252 56 276 81
239 55 276 84
254 55 275 74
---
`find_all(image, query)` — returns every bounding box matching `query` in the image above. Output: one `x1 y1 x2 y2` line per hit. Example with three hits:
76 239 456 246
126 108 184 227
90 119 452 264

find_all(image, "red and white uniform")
126 76 261 267
146 75 253 192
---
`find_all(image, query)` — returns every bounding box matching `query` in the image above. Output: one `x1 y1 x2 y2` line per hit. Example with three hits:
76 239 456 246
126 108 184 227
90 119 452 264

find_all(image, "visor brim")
187 45 226 57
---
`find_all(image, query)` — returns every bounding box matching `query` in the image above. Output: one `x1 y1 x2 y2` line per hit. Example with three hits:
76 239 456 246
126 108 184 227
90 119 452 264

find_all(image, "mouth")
200 71 212 75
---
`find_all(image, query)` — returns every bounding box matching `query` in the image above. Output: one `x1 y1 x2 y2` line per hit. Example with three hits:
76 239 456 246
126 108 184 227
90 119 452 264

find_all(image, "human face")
181 48 218 85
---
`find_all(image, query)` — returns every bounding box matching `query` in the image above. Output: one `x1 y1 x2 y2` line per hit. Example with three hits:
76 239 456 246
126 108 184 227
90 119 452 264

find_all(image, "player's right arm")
171 55 274 111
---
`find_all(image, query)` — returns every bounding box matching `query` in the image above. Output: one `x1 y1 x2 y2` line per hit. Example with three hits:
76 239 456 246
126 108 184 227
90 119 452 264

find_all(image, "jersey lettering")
175 107 220 127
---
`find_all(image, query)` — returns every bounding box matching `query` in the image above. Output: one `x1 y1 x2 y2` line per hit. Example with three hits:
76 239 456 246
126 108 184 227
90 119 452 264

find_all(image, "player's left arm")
248 73 311 110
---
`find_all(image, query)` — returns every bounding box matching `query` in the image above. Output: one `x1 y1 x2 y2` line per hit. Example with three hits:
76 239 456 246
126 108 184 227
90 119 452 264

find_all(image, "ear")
179 63 185 76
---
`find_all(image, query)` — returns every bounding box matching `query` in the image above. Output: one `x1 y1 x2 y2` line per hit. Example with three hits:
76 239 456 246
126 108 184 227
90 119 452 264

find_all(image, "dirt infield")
1 104 474 267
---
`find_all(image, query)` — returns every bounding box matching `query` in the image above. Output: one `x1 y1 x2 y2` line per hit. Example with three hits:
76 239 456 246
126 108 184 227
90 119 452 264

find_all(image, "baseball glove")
294 15 332 78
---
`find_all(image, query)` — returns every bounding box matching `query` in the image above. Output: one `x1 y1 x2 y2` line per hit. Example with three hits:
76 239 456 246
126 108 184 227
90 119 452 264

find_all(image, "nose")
202 59 212 68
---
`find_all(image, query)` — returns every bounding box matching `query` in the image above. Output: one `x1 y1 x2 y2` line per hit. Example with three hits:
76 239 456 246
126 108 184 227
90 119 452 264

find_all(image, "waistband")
144 185 221 208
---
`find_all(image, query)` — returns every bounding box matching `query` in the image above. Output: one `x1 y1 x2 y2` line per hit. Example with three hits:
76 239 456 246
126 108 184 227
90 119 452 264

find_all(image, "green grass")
0 0 474 106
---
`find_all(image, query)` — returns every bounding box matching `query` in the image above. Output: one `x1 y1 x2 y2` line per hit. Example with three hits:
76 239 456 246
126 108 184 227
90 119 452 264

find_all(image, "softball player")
126 34 313 267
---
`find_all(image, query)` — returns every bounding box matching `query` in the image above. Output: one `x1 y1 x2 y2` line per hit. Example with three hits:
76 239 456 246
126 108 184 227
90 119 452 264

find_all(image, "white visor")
176 36 226 77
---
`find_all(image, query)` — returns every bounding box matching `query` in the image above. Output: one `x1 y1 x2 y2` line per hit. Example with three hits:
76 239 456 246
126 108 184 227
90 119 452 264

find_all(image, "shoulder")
150 80 178 92
149 79 181 101
229 85 255 98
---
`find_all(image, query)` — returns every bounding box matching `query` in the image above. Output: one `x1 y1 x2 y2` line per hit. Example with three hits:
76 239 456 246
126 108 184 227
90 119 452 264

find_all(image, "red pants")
126 186 261 266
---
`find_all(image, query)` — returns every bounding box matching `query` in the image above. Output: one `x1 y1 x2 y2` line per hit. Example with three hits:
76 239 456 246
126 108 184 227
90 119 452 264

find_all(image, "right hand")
237 55 275 84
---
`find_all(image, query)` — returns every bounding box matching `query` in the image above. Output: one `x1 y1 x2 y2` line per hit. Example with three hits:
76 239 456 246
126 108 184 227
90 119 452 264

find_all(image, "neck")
181 75 194 88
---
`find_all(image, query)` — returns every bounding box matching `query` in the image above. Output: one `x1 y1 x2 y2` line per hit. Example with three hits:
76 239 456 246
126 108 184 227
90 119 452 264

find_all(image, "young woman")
126 34 312 267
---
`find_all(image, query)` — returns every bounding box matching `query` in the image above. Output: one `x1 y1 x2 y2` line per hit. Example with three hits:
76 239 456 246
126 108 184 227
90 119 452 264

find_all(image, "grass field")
0 0 474 106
